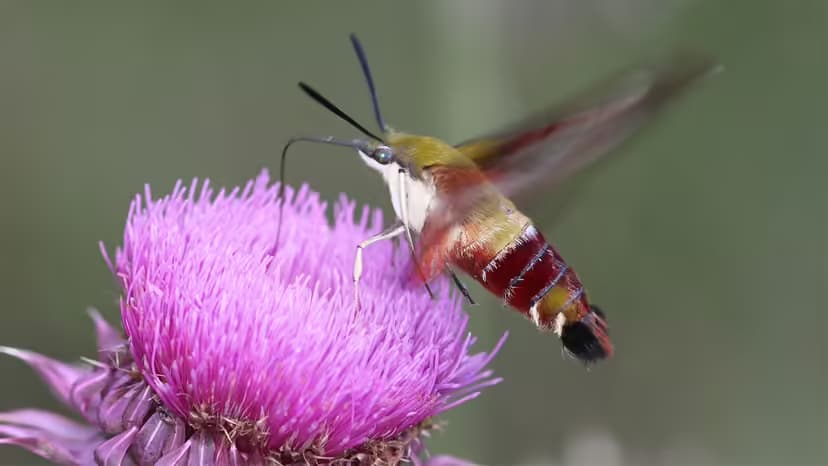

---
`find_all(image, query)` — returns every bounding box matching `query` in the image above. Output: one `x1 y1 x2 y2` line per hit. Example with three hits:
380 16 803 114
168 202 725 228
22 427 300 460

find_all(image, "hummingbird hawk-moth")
280 34 715 363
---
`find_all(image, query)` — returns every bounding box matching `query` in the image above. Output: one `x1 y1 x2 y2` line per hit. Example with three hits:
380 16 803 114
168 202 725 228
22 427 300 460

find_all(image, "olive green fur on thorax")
385 132 478 176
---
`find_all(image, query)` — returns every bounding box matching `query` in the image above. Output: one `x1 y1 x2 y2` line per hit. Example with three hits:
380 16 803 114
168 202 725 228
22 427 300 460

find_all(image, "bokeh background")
0 1 824 465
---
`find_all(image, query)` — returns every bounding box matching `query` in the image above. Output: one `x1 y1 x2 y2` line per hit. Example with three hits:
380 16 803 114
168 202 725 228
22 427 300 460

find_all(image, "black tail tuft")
561 305 613 363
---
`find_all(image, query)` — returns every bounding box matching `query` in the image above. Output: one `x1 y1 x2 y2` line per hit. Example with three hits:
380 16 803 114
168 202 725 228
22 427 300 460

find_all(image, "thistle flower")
0 170 505 465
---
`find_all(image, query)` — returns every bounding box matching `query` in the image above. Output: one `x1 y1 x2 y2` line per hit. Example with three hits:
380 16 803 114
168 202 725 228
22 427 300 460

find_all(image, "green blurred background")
0 2 824 465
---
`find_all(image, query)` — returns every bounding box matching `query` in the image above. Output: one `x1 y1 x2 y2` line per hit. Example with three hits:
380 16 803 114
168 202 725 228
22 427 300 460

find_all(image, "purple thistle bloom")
0 170 505 465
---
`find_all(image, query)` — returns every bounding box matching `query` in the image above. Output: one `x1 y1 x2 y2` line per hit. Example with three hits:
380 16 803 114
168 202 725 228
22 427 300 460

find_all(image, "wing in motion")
417 54 718 283
456 54 717 198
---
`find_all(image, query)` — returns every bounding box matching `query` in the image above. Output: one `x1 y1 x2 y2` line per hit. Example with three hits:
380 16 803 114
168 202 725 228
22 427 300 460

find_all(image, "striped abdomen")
452 217 613 361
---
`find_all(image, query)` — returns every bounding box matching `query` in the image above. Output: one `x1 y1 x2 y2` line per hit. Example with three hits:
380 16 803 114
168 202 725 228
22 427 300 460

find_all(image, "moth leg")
354 221 405 309
448 266 475 305
398 168 435 299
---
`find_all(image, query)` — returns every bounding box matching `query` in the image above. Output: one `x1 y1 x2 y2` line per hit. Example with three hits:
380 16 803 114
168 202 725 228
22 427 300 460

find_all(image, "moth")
280 34 714 363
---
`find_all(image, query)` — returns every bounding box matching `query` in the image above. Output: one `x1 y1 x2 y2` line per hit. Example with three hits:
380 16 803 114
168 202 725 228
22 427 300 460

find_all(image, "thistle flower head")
0 170 504 465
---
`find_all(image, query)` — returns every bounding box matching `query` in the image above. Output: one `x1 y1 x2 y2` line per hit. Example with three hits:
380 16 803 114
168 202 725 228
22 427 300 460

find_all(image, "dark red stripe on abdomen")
454 224 588 329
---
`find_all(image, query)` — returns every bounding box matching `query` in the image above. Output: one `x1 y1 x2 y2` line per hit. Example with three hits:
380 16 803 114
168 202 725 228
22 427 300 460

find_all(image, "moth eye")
372 146 394 165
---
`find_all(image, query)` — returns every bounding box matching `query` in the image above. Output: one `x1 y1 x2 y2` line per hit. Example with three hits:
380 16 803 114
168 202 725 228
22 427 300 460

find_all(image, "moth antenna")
298 82 384 142
350 33 386 132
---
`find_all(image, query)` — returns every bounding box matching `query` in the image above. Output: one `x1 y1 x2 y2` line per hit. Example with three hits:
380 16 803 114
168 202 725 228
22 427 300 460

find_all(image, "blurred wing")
415 165 492 284
456 54 717 199
414 55 716 284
